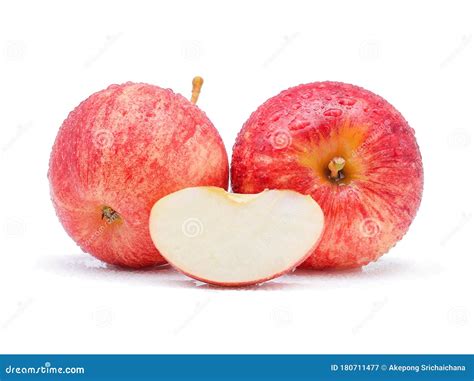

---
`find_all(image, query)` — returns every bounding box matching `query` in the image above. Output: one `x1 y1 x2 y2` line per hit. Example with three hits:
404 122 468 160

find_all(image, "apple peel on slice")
149 187 324 286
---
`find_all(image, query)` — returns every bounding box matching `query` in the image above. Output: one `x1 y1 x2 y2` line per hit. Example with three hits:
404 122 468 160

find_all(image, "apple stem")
102 206 121 224
328 157 346 180
191 76 204 104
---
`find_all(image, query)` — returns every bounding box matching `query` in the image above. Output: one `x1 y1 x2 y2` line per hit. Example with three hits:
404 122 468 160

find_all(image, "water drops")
338 98 356 106
323 108 342 117
289 120 311 130
291 102 302 110
271 112 283 122
393 147 405 157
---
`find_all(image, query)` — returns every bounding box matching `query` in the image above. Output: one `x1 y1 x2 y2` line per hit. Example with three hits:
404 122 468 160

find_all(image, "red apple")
149 187 325 286
49 78 228 268
231 82 423 269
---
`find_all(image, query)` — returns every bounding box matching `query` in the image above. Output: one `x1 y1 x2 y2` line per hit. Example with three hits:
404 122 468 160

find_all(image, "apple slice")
149 187 324 286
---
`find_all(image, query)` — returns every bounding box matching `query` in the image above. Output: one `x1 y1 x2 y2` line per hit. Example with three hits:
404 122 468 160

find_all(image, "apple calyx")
328 156 346 182
191 76 204 104
102 206 121 224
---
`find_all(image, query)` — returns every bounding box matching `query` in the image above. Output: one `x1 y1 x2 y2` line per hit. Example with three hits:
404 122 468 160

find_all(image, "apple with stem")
149 187 325 286
231 82 423 269
49 77 229 268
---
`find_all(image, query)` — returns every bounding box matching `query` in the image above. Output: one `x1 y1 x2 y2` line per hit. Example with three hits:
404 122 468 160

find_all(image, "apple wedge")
149 187 324 286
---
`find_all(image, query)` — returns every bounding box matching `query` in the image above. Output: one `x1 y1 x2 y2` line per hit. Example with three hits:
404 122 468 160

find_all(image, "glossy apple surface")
232 82 423 269
49 82 228 268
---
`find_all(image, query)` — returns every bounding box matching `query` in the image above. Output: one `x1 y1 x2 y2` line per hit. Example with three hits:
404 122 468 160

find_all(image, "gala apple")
231 82 423 269
49 78 228 268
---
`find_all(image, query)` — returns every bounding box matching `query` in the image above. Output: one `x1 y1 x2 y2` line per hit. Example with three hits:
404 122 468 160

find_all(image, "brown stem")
328 157 346 180
191 76 204 104
102 206 121 224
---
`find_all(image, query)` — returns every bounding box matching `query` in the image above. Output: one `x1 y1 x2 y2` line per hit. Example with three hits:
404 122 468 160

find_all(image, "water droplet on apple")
323 108 342 117
338 98 356 106
271 112 283 122
394 147 404 157
289 120 311 130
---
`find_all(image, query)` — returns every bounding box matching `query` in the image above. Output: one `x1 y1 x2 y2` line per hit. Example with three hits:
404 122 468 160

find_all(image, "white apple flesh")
149 187 325 286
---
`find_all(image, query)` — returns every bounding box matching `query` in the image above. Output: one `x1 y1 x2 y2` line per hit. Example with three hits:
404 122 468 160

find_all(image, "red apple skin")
231 82 423 269
49 82 229 268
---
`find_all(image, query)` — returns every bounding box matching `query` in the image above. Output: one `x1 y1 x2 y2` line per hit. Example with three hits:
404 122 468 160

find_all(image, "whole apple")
49 79 228 268
231 82 423 269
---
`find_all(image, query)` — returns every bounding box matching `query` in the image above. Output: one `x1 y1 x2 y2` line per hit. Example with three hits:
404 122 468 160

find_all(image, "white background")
1 0 473 354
